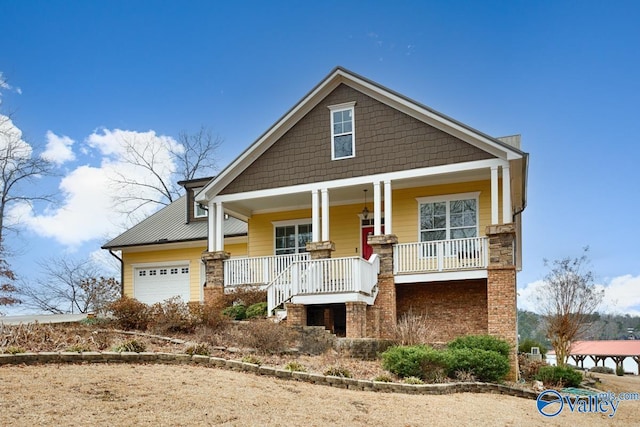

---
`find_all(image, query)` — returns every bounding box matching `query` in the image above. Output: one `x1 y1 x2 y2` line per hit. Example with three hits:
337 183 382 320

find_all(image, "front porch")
222 236 489 312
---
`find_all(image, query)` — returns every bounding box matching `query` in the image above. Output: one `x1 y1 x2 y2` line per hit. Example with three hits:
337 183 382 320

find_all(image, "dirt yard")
1 363 639 426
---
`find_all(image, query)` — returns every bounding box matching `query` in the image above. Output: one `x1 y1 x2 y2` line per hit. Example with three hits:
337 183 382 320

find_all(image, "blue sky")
1 1 639 314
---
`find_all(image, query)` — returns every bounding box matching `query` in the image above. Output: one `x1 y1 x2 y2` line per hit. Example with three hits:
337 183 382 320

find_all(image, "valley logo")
537 389 639 418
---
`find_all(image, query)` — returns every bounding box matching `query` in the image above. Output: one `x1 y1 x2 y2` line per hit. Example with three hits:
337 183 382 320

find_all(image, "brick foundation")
368 234 398 339
286 303 306 327
396 280 489 343
486 223 518 380
345 301 367 338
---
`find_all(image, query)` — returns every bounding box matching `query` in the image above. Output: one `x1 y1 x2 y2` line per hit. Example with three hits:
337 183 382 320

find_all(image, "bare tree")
0 77 54 249
110 126 221 219
0 245 20 314
537 247 604 366
17 257 120 314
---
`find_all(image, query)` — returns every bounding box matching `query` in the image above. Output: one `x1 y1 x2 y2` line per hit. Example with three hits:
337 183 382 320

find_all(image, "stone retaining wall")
0 351 538 400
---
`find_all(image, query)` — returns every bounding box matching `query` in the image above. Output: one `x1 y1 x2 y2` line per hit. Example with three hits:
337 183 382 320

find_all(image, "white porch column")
384 180 392 235
311 189 320 242
502 164 511 224
215 201 224 251
373 181 382 235
207 200 215 252
491 166 499 225
321 188 329 241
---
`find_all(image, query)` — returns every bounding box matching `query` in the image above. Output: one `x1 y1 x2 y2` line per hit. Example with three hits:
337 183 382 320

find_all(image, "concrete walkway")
0 313 88 325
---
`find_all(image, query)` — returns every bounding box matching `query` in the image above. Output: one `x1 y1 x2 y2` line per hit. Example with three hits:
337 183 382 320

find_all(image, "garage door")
133 265 190 305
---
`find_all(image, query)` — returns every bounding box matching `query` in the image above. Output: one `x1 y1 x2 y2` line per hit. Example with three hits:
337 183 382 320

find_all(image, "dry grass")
1 364 639 426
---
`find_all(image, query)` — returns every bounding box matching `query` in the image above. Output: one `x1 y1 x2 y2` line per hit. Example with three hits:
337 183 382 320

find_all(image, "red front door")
362 225 384 260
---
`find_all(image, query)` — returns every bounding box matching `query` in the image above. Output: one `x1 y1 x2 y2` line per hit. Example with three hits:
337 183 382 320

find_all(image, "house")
102 177 248 305
105 67 528 377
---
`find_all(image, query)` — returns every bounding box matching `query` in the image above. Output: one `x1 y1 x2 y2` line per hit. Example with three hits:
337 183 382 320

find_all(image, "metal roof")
568 340 640 357
102 195 246 250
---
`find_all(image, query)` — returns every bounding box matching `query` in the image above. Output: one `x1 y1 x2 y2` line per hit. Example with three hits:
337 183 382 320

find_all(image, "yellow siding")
247 180 497 255
122 240 247 302
392 180 496 244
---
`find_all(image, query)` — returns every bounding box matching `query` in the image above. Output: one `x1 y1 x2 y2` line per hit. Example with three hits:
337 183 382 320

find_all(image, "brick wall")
396 279 488 343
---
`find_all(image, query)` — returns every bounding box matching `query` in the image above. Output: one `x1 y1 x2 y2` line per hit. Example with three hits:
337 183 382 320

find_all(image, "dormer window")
194 201 207 218
329 102 356 160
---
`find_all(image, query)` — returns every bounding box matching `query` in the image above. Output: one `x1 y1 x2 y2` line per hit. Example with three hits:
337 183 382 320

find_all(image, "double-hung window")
418 192 479 242
329 102 356 160
274 221 313 255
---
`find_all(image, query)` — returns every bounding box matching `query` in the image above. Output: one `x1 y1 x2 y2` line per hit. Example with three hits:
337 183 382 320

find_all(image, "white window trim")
328 102 356 160
272 219 313 255
416 192 480 241
194 201 207 218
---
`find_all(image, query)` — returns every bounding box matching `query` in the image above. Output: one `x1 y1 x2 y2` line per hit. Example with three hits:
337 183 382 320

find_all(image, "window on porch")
418 193 479 242
275 223 312 255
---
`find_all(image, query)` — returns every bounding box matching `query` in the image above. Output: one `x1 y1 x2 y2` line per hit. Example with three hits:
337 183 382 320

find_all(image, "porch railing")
393 236 488 274
224 253 311 287
267 254 380 314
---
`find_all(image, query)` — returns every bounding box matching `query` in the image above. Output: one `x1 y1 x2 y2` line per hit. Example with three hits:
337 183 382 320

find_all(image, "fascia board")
212 158 506 203
197 66 525 203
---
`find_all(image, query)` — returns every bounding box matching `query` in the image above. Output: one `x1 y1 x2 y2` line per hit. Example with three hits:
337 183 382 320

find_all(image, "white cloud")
42 131 75 165
518 275 640 316
599 274 640 316
18 128 181 249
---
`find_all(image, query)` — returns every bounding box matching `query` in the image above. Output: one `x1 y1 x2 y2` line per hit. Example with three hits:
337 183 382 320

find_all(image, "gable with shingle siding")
220 83 495 195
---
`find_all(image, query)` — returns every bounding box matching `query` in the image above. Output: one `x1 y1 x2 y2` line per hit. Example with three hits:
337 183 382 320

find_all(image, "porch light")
361 189 369 219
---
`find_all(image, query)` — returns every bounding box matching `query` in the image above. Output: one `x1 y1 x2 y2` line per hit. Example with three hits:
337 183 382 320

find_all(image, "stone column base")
306 241 335 259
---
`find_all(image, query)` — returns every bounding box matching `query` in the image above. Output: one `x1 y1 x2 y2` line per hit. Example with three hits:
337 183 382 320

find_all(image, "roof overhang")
197 66 526 204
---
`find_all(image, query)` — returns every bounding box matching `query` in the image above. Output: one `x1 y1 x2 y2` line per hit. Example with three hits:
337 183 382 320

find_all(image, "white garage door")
134 265 190 305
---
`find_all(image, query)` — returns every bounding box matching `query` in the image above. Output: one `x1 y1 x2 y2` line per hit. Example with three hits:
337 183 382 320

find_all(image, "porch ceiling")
223 168 490 217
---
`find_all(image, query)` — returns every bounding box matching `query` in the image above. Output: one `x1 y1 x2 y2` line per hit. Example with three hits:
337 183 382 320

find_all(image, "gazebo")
565 341 640 373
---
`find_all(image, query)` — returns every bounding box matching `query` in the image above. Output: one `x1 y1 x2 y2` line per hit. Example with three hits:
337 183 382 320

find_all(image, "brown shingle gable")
220 84 495 194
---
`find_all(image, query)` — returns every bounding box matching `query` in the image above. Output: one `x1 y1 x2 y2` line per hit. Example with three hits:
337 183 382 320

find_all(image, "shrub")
404 376 424 384
193 302 230 330
114 339 147 353
381 345 448 380
616 366 625 376
242 355 262 365
234 319 297 354
185 343 210 356
246 302 268 319
393 308 434 345
221 285 267 308
4 346 25 354
447 334 511 358
446 348 510 383
518 338 548 356
284 361 306 372
518 354 548 381
589 366 614 374
148 297 199 334
108 297 150 330
373 374 393 382
324 366 352 378
535 365 583 388
222 304 247 320
66 343 91 353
